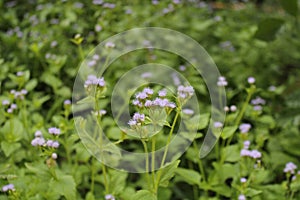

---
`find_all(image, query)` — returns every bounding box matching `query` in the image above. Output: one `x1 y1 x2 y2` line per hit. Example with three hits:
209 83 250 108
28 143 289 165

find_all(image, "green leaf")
254 18 284 41
1 118 25 142
198 113 210 130
132 190 157 200
245 187 263 197
49 175 76 200
159 160 181 187
175 168 201 186
221 126 237 139
25 78 38 91
1 141 21 157
221 145 240 162
279 0 298 16
109 170 128 195
85 192 95 200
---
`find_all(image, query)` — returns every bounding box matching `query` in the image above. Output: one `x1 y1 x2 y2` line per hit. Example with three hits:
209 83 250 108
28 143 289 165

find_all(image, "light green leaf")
49 175 76 200
1 141 21 157
221 126 238 139
132 190 157 200
175 168 201 186
221 145 240 162
245 188 263 197
85 192 95 200
159 160 180 187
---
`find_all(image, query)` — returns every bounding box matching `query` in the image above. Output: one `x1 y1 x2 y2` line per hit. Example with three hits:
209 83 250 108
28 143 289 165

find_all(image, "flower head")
48 127 61 135
217 76 228 87
2 184 15 192
239 123 251 134
238 194 246 200
284 162 297 174
247 77 255 84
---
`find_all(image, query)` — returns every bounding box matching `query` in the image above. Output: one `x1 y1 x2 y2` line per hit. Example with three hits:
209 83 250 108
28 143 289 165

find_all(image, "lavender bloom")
2 184 15 192
95 109 107 116
84 75 106 88
251 96 266 105
7 108 13 113
177 85 195 100
230 105 237 112
133 113 145 122
16 71 24 76
240 149 251 157
105 41 115 48
93 54 100 60
268 85 276 91
243 140 250 149
48 127 61 135
2 100 10 105
31 137 45 146
34 130 43 137
105 194 115 200
179 65 186 71
250 150 262 159
128 119 137 126
51 41 58 48
103 3 115 9
143 88 154 95
182 109 194 115
240 177 247 183
214 121 223 128
135 92 148 100
239 123 251 134
247 77 255 84
46 140 54 147
144 100 153 107
51 153 58 160
158 89 167 97
93 0 103 5
64 100 71 105
167 102 176 109
238 194 246 200
87 60 96 67
284 162 297 174
141 72 152 79
217 76 228 87
52 141 60 148
253 105 262 111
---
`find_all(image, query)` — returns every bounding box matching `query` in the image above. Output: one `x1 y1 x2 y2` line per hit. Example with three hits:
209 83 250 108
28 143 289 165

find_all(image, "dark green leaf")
254 18 284 41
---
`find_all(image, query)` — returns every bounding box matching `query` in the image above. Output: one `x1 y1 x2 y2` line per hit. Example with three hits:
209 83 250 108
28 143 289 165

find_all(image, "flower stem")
141 139 151 189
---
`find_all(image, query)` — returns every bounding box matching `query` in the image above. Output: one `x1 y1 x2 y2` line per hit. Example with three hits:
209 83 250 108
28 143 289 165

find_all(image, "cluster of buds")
240 140 262 159
251 96 266 111
217 76 228 87
2 100 17 114
84 75 106 97
10 89 27 100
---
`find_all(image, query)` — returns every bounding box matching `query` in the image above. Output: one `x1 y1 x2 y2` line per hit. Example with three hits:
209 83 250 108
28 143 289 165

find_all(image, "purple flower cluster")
247 77 255 84
217 76 228 87
240 149 262 159
177 85 194 100
283 162 297 174
2 100 17 113
239 123 251 134
214 121 223 128
251 96 266 111
238 194 246 200
132 87 176 109
31 130 60 148
10 89 27 100
48 127 61 135
84 75 105 88
2 184 15 192
128 112 145 126
105 194 115 200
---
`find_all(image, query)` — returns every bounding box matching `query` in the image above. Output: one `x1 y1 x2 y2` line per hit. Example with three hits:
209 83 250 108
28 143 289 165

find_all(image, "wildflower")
182 109 194 115
240 177 247 183
128 120 137 126
179 65 186 71
103 3 116 9
16 71 24 76
93 54 100 60
224 106 229 112
240 149 251 157
105 41 115 48
158 89 167 97
2 184 15 192
2 100 10 105
93 0 103 5
133 113 145 122
251 96 266 105
177 85 194 101
214 121 223 128
51 153 58 160
84 75 106 88
51 41 58 48
64 100 71 105
48 127 61 135
95 109 107 116
144 100 153 107
284 162 297 174
135 92 148 100
172 73 181 86
143 88 154 95
250 150 262 159
51 141 60 148
46 140 54 147
31 137 45 146
141 72 152 79
87 60 96 67
230 105 237 112
253 105 262 111
247 77 255 84
268 85 276 91
238 194 246 200
34 130 43 137
217 76 228 87
243 140 250 149
239 123 251 134
105 194 115 200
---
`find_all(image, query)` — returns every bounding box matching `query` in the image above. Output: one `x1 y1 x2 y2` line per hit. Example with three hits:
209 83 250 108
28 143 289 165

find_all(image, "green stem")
91 158 95 193
141 139 151 189
151 136 156 190
155 110 180 192
102 164 109 194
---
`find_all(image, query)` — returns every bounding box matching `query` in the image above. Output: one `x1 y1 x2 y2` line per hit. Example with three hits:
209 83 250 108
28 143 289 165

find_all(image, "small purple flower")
251 96 266 105
230 105 237 112
158 89 167 97
179 65 186 71
135 92 148 100
7 108 13 113
284 162 297 174
88 60 97 67
2 183 15 192
105 41 115 48
2 100 10 105
143 88 154 95
239 123 251 134
51 41 58 48
92 0 103 5
182 109 194 115
133 113 145 122
141 72 152 79
217 76 228 87
128 119 137 126
48 127 61 135
46 140 54 147
144 100 153 107
253 105 262 111
103 3 115 9
214 121 223 128
64 100 71 105
240 177 247 183
268 85 276 91
105 194 115 200
34 130 43 137
51 153 58 160
238 194 246 200
16 71 24 76
247 77 255 84
52 141 60 148
93 54 100 60
177 85 195 100
243 140 250 149
31 137 45 146
167 102 176 109
240 149 251 157
250 150 262 159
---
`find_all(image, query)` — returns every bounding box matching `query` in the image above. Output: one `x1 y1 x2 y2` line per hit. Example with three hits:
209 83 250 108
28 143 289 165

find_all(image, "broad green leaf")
175 168 201 186
221 145 240 162
198 113 210 130
245 187 263 197
279 0 298 16
85 192 95 200
254 18 284 41
1 141 21 157
1 118 25 142
132 190 157 200
159 160 181 187
49 175 76 200
25 78 38 91
221 125 237 139
109 170 128 195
